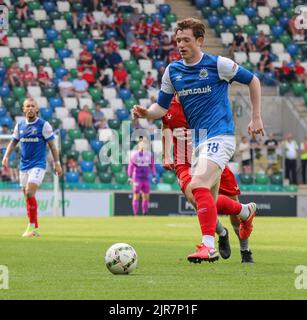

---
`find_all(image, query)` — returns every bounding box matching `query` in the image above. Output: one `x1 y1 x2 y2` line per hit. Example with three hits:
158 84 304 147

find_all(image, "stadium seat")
223 0 235 9
108 119 121 130
257 6 270 18
236 15 249 27
144 4 156 15
40 107 53 121
99 128 114 142
67 39 81 50
54 19 67 32
79 98 93 109
42 86 56 98
256 24 270 35
82 150 95 162
118 89 131 101
271 173 283 185
271 43 285 55
64 97 78 110
234 52 248 64
99 172 112 183
55 107 69 119
0 47 10 59
162 171 176 184
240 173 253 184
277 53 291 63
255 173 269 185
8 37 21 48
124 97 138 110
109 98 124 111
84 128 97 141
66 172 79 183
27 86 41 98
68 128 82 141
49 97 62 109
103 88 117 100
64 58 77 70
116 109 130 121
220 32 234 46
80 160 94 172
249 52 261 65
33 9 47 21
61 117 76 130
115 172 128 185
83 172 96 183
30 28 44 40
42 48 55 60
139 59 153 72
267 0 278 8
292 82 305 97
34 97 48 108
75 139 90 153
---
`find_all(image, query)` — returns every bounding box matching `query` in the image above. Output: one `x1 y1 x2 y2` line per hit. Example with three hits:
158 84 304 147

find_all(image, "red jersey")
150 22 162 36
162 97 192 168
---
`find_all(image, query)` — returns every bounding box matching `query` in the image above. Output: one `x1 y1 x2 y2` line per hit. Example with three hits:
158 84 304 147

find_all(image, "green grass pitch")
0 216 307 300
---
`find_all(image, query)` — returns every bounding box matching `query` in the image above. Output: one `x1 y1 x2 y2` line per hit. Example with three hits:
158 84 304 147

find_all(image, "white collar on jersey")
25 117 39 125
182 52 204 67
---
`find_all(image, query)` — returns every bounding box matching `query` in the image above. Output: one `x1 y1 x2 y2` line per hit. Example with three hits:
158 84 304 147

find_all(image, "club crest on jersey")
199 68 209 80
31 128 37 135
167 114 172 120
175 74 182 81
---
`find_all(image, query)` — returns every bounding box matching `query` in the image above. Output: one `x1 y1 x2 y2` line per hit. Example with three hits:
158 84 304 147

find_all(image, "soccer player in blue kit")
133 18 264 263
2 98 63 237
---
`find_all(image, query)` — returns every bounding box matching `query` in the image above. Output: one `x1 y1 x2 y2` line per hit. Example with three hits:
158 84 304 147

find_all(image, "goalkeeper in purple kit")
127 138 156 216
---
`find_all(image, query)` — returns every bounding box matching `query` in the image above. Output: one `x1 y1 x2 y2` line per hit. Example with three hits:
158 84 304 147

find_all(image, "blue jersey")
157 54 254 145
12 118 55 171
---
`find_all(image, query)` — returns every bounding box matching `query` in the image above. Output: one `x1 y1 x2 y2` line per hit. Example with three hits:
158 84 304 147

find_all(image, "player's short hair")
23 98 38 109
174 18 206 39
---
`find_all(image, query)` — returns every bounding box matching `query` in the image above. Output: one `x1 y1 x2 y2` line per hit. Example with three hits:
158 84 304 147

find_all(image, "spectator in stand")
80 45 93 65
21 64 36 86
37 65 51 87
80 8 96 31
78 105 93 131
239 136 252 174
105 36 119 52
264 132 278 172
143 71 156 89
161 34 175 61
105 46 123 69
58 73 75 98
255 31 270 52
80 65 97 85
117 0 134 13
168 49 181 63
1 163 11 182
294 59 306 82
95 69 110 89
94 46 107 70
282 133 299 185
67 157 78 173
0 28 8 46
7 63 23 87
102 7 115 28
229 31 246 57
15 0 28 21
148 37 162 60
113 62 128 89
252 0 266 6
258 49 274 73
131 7 141 25
70 0 82 29
157 65 165 87
130 37 149 60
93 104 107 130
277 60 296 82
118 16 135 46
245 36 256 54
288 16 305 41
300 134 307 184
149 16 163 39
134 17 148 40
72 73 89 98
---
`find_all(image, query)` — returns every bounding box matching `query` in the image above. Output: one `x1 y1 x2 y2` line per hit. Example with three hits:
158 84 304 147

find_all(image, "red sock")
26 197 38 228
216 195 242 216
192 187 217 237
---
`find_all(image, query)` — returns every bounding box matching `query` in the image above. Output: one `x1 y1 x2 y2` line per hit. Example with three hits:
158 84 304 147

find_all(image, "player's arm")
127 156 135 184
2 140 18 168
217 56 264 138
161 121 174 170
47 140 63 177
133 65 175 120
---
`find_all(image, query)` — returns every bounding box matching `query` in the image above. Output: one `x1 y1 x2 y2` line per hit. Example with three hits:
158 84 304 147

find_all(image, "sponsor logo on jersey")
20 137 39 142
199 68 208 80
175 74 183 81
177 85 212 97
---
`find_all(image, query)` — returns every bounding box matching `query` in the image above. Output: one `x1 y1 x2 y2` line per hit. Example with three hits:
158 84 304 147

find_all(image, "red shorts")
175 165 241 196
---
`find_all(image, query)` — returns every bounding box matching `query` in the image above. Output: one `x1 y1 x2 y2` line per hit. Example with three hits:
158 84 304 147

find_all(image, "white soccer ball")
105 243 138 275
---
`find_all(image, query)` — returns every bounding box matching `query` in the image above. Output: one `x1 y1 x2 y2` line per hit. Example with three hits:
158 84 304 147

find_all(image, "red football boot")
239 202 257 240
187 243 219 263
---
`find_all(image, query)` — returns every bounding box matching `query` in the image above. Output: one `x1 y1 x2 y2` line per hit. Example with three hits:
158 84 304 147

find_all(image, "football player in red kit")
162 96 255 263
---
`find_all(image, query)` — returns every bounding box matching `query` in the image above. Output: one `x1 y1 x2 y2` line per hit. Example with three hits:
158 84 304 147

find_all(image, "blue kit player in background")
133 18 264 263
2 98 63 237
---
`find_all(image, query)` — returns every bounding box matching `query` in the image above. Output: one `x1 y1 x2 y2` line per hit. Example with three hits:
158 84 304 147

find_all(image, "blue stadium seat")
90 140 103 154
159 4 171 17
279 0 291 10
116 108 130 121
80 160 94 172
0 86 10 98
0 116 13 129
195 0 206 10
46 29 59 42
287 43 299 56
66 172 79 183
55 67 69 79
57 48 72 61
154 60 167 70
0 107 7 117
150 13 164 23
244 7 257 18
272 25 284 38
223 15 234 28
49 97 62 109
40 107 53 120
82 39 95 52
0 67 6 77
210 0 221 9
208 15 220 28
279 16 289 28
43 1 56 13
119 88 131 100
263 72 276 86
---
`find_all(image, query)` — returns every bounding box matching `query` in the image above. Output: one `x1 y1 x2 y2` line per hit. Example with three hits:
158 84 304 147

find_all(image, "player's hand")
128 177 133 184
131 105 147 120
152 177 157 184
248 117 264 139
1 156 9 168
162 156 174 171
54 162 63 177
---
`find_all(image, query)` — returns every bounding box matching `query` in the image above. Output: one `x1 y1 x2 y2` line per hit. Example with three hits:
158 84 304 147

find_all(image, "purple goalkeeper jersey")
127 150 156 182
